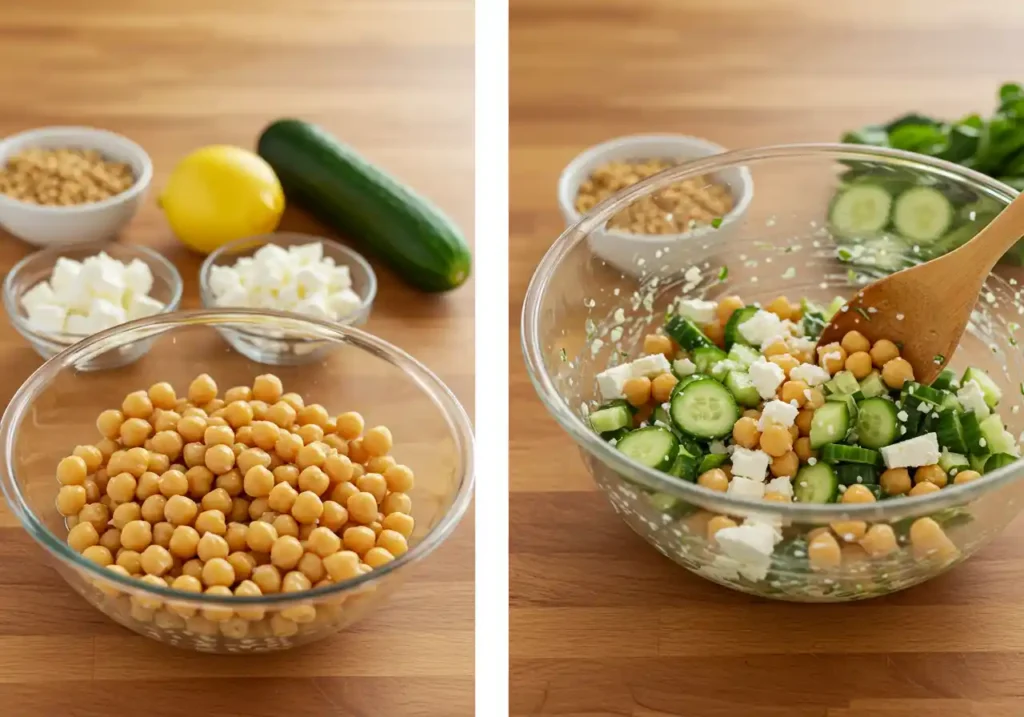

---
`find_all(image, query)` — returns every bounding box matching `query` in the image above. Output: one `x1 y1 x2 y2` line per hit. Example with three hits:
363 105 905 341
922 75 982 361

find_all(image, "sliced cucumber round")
809 401 850 449
892 186 954 244
723 306 759 349
829 184 893 238
669 377 740 440
855 397 899 449
793 463 839 503
615 427 679 472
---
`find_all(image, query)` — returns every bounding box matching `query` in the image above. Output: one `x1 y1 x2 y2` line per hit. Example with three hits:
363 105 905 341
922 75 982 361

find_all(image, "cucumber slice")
665 316 713 351
939 391 961 413
723 306 759 349
970 453 990 473
855 397 899 449
651 404 674 430
727 344 761 369
669 377 740 440
892 186 954 244
979 414 1008 453
821 443 881 465
668 451 699 482
904 382 944 407
692 346 728 375
603 428 630 443
724 371 761 408
960 411 987 454
826 370 861 396
930 369 959 392
962 367 1002 408
810 401 850 448
793 463 839 503
859 371 887 399
938 449 969 474
826 393 860 421
646 492 686 516
935 410 968 454
697 453 729 474
590 404 632 435
616 427 679 472
835 463 880 486
984 453 1018 472
673 373 707 396
829 184 893 238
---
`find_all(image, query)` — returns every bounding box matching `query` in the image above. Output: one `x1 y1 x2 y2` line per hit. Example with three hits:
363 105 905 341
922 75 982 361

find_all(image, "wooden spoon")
816 191 1024 385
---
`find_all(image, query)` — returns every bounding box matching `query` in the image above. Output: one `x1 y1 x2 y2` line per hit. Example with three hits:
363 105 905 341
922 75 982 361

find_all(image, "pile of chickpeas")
55 372 416 632
623 294 967 571
0 147 135 206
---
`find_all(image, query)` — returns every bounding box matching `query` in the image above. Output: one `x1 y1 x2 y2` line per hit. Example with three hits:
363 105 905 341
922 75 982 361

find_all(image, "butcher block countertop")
510 1 1024 715
0 2 474 716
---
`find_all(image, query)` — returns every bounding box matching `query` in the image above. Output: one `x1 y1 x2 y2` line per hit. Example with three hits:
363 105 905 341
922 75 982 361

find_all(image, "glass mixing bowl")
523 143 1024 602
0 309 473 650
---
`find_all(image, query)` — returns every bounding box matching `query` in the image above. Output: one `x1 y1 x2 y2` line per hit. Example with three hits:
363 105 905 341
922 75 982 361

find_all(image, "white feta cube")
726 475 767 499
127 294 164 320
730 448 771 481
629 353 672 379
748 357 785 399
596 364 633 401
672 358 696 377
327 288 362 319
957 379 990 417
20 281 55 312
26 303 67 333
50 257 82 291
328 265 353 291
295 296 331 320
765 476 794 497
87 298 127 331
123 258 154 297
713 522 777 582
64 313 93 336
296 267 328 297
758 399 799 430
880 432 940 469
215 288 250 308
677 299 717 324
80 260 127 304
253 243 291 267
289 242 324 267
52 276 92 313
789 363 830 387
738 310 784 348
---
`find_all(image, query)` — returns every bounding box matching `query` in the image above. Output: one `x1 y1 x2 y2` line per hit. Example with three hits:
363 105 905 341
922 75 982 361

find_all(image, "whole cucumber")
257 118 471 292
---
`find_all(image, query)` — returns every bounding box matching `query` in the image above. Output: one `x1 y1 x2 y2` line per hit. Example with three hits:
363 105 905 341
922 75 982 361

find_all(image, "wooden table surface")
0 2 474 716
510 1 1024 715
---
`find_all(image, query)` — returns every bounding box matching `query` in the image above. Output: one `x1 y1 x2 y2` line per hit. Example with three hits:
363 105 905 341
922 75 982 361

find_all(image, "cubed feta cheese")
126 294 164 320
758 399 799 430
87 298 127 331
880 432 940 469
748 357 785 399
789 363 830 387
50 257 82 291
597 363 634 400
677 299 717 324
672 358 696 376
123 258 154 296
64 313 93 336
713 521 777 581
957 379 990 417
295 296 331 320
26 303 66 333
738 310 784 348
215 288 250 308
765 476 794 497
328 265 353 292
289 242 324 266
327 288 362 319
629 353 672 378
726 475 767 499
295 267 328 297
20 281 55 312
730 448 771 480
253 243 291 267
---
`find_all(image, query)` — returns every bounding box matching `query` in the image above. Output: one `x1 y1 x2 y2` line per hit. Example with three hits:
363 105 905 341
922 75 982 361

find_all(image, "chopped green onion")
711 217 723 229
717 266 729 281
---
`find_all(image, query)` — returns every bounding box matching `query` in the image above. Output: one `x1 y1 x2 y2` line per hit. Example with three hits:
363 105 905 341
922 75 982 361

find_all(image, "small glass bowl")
199 232 377 366
0 309 474 652
2 241 183 370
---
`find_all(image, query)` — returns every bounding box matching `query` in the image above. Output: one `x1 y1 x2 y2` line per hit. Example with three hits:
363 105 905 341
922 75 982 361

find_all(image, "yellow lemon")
158 145 285 254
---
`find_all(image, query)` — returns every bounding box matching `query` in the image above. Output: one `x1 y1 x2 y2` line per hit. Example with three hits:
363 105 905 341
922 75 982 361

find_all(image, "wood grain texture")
510 1 1024 715
0 1 473 715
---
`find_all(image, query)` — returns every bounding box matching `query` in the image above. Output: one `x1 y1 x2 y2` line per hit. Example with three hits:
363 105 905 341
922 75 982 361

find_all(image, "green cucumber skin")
257 119 472 292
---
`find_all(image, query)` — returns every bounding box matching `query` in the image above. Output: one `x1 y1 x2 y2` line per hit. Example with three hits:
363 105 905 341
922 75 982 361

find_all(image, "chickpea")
816 343 847 375
382 512 414 539
703 321 725 347
296 424 324 445
249 563 281 594
164 495 198 526
319 501 348 532
116 550 143 574
56 455 88 486
347 438 369 465
148 431 182 461
377 529 408 558
223 552 255 583
343 525 376 555
120 520 153 552
96 409 125 440
243 465 275 498
199 487 232 515
83 479 100 503
186 466 214 498
218 400 253 430
69 444 102 474
234 425 255 447
366 455 397 476
346 491 379 524
68 522 100 552
909 517 958 561
248 497 270 521
844 351 873 380
159 469 189 498
197 532 229 563
712 295 741 324
242 519 276 553
914 464 948 488
140 544 173 576
882 357 914 389
860 524 898 557
184 374 216 406
869 339 900 368
292 491 324 524
356 474 386 505
202 425 233 448
298 466 330 497
153 409 181 433
120 390 153 420
120 418 152 448
198 557 233 589
229 497 250 523
194 509 228 537
175 415 205 444
82 545 114 566
293 554 323 584
954 469 982 485
267 481 298 514
180 559 204 581
99 527 122 554
336 411 365 441
136 471 161 500
795 410 814 437
808 531 842 570
272 514 300 539
323 454 354 484
77 505 108 537
364 546 394 569
769 354 800 377
57 485 88 516
776 380 806 407
245 422 279 453
731 416 761 449
649 373 678 403
233 448 269 478
841 484 876 504
830 520 867 543
167 525 200 559
296 442 327 471
268 535 303 571
108 501 139 529
381 465 413 495
95 438 118 461
381 491 412 516
909 481 940 497
794 437 816 462
759 425 793 458
695 468 729 493
332 481 360 505
103 472 134 504
265 401 297 430
622 377 652 408
323 550 362 582
806 388 826 409
249 374 281 404
275 432 303 462
767 451 798 479
766 296 792 320
143 381 175 410
323 434 348 454
152 521 174 548
202 444 235 476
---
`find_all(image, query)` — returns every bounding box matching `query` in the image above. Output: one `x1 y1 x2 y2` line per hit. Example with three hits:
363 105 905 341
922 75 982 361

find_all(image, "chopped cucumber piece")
859 371 887 398
647 492 684 514
590 404 632 435
904 382 944 407
891 186 954 244
938 391 961 413
723 306 760 349
668 451 699 482
930 368 959 392
984 453 1018 472
935 410 968 454
835 463 879 486
962 367 1002 408
726 344 761 368
969 453 990 473
825 296 847 319
724 371 761 408
854 397 899 449
960 411 987 455
692 346 728 375
697 453 729 474
793 463 839 503
938 449 969 474
827 370 861 396
669 377 740 440
664 316 713 351
810 401 850 448
979 414 1010 453
829 184 893 238
821 443 881 465
616 427 679 472
826 393 859 421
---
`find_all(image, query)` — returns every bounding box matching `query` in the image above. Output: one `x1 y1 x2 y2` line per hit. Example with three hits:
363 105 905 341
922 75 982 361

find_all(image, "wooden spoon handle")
952 190 1024 272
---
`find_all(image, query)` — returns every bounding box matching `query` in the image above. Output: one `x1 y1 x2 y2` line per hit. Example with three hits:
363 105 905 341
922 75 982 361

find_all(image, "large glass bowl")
0 309 473 650
522 143 1024 602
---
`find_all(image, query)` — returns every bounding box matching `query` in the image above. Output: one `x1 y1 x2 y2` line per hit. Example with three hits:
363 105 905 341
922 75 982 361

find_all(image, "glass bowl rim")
2 240 185 346
198 232 378 320
522 141 1024 521
0 308 474 606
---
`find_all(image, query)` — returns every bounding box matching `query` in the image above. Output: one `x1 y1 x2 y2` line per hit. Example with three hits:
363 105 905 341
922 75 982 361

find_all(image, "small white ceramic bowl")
557 134 754 276
0 126 153 247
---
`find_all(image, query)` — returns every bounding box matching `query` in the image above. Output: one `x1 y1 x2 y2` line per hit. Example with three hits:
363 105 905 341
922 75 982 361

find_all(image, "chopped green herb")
711 217 723 229
855 307 871 321
560 348 567 362
837 248 853 261
933 354 945 364
847 268 858 283
717 266 729 281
